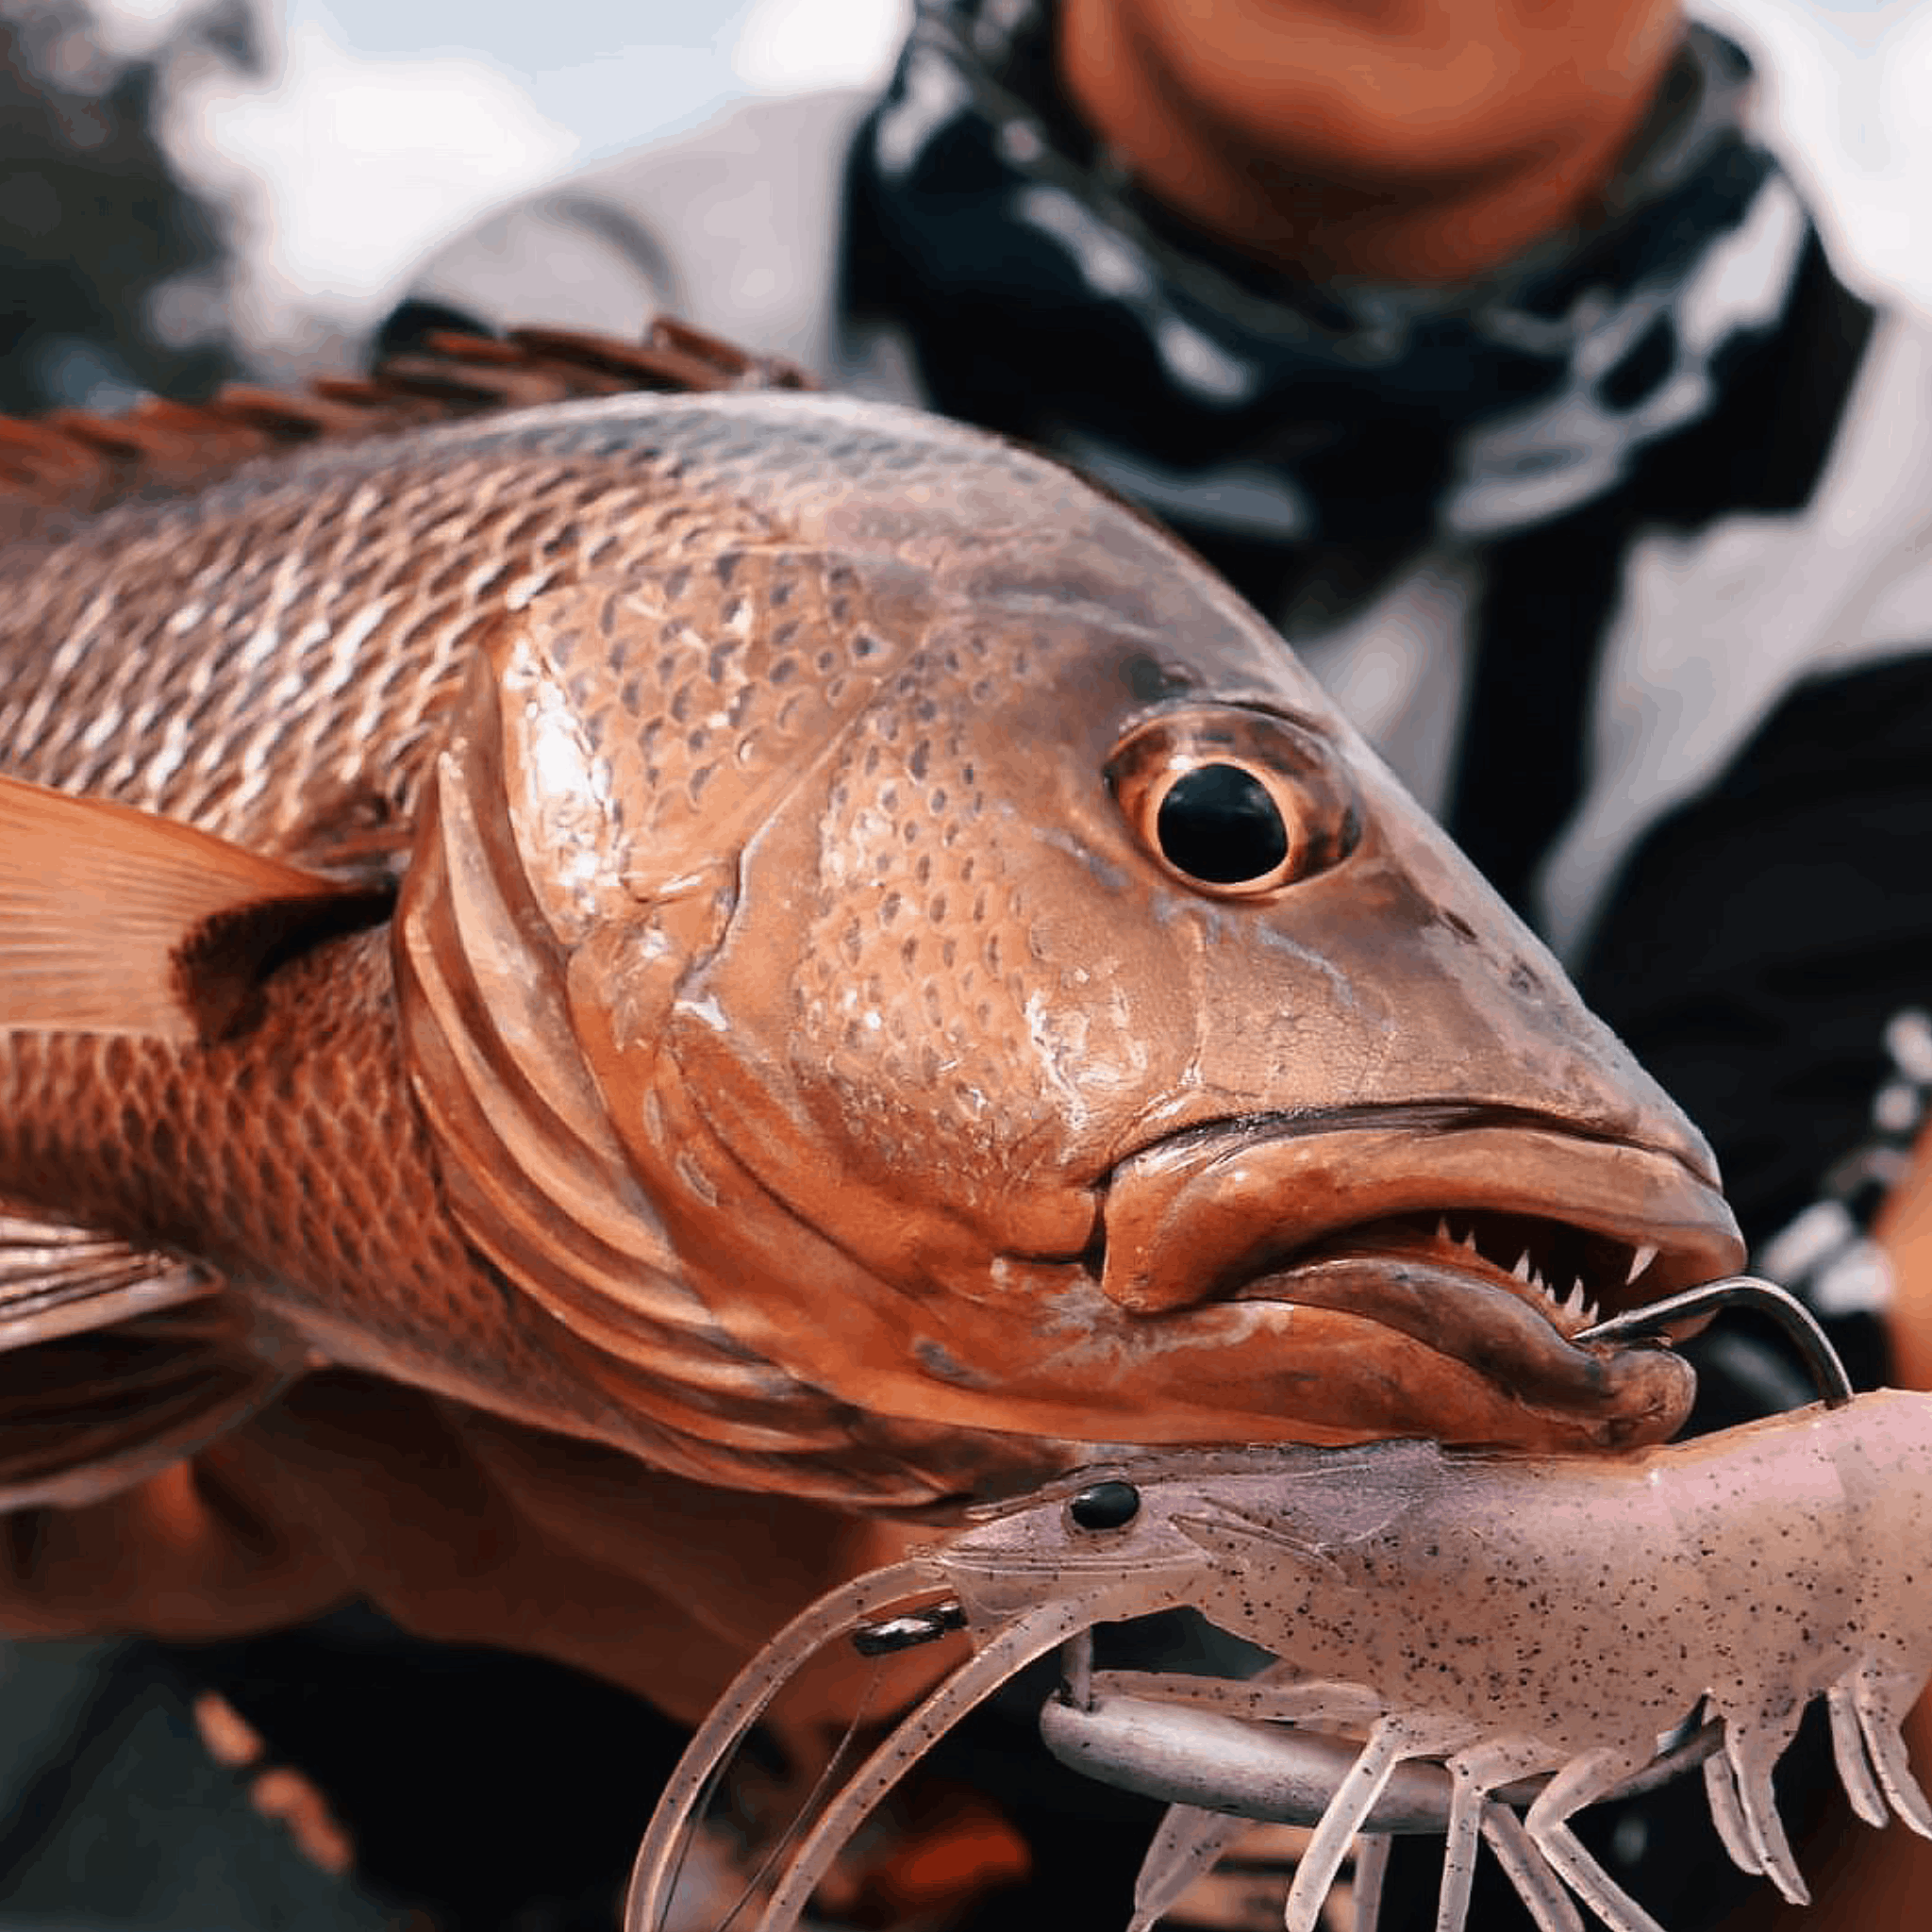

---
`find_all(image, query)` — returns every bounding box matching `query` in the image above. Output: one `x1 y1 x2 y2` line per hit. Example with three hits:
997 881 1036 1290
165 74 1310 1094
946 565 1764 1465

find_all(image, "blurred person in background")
13 1 1932 1928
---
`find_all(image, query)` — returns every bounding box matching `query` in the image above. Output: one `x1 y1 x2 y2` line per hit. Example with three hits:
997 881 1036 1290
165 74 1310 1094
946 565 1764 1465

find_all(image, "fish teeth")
1562 1281 1589 1320
1437 1215 1453 1243
1625 1242 1659 1286
1511 1250 1532 1283
1460 1228 1479 1255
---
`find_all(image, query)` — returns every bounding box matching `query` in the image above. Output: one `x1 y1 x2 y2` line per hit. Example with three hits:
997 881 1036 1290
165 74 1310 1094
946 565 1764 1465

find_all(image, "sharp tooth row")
1532 1272 1597 1325
1432 1217 1602 1325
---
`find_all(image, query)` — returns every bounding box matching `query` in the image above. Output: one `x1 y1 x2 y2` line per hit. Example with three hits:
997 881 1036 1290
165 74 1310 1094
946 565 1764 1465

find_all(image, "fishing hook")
1574 1274 1854 1407
1038 1681 1723 1834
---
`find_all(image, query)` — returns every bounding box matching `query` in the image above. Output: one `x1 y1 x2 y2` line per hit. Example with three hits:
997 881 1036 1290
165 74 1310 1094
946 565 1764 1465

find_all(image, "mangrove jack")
0 329 1742 1537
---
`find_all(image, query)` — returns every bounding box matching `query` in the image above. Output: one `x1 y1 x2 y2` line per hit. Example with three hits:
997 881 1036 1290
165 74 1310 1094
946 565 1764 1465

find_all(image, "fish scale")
805 648 1027 1169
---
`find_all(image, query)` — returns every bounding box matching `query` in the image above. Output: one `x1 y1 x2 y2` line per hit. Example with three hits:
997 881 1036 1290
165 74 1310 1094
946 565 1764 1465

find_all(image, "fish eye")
1067 1479 1141 1531
1108 708 1358 897
1155 762 1290 886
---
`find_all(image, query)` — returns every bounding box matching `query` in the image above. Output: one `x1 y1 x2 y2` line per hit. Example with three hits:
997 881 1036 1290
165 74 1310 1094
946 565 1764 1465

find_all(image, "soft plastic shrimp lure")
626 1280 1932 1932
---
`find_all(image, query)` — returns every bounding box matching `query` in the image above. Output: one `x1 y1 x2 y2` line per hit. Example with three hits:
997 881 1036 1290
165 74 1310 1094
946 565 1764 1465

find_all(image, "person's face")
1087 0 1682 191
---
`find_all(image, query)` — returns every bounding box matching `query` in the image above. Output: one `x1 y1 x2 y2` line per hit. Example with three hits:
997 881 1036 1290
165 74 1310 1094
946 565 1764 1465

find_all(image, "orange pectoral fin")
0 772 389 1043
0 1206 288 1510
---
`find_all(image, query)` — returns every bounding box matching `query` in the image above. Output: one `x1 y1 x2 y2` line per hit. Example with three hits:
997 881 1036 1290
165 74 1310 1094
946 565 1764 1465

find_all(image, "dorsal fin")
0 774 389 1042
0 318 816 539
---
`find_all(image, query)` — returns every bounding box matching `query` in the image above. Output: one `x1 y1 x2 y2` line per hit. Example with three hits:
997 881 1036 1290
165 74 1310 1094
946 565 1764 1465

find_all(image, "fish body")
0 374 1743 1527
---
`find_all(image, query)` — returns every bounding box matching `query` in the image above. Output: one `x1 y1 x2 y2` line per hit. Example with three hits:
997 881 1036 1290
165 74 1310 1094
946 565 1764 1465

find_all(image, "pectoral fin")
0 773 390 1042
0 1207 286 1508
0 1204 214 1346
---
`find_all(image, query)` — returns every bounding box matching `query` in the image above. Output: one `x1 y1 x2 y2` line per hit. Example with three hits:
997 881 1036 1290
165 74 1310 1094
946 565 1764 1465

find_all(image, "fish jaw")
613 1057 1729 1464
1093 1109 1742 1446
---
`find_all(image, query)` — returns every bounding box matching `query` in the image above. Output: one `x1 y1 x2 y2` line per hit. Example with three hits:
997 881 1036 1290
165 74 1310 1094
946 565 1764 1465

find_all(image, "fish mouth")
1098 1109 1745 1439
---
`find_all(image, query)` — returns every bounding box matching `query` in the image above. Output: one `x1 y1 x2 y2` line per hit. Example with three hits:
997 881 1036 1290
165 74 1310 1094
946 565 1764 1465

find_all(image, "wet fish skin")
0 379 1742 1531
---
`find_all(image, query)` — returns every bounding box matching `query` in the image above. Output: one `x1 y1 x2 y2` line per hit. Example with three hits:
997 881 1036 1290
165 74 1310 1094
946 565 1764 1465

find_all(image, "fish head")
402 391 1740 1506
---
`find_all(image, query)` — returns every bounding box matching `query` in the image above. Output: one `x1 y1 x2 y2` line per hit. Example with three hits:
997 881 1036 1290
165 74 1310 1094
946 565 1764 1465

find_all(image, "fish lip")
1097 1109 1744 1427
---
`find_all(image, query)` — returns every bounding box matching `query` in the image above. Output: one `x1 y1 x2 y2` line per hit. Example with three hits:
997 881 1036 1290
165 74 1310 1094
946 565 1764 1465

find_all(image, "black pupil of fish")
1156 764 1290 884
1068 1480 1141 1531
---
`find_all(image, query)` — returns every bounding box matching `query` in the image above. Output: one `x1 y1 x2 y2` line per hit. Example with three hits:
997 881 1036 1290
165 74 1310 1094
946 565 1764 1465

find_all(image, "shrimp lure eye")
1067 1479 1141 1531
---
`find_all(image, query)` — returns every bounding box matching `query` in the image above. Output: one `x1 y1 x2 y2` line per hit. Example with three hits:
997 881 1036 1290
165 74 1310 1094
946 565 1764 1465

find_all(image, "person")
28 2 1932 1927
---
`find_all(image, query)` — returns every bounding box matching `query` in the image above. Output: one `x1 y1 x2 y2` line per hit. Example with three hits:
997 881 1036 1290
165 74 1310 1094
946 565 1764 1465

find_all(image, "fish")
0 324 1743 1571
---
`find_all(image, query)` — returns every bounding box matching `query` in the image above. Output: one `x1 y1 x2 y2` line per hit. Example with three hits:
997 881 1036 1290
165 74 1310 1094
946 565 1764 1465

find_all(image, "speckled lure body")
627 1387 1932 1932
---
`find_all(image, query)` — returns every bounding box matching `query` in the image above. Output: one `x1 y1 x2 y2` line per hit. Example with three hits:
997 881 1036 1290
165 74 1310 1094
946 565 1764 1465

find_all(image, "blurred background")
1 0 913 409
3 0 1930 411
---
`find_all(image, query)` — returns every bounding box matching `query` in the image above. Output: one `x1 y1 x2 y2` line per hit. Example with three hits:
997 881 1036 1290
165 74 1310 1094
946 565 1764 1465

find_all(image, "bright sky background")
105 0 1932 368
